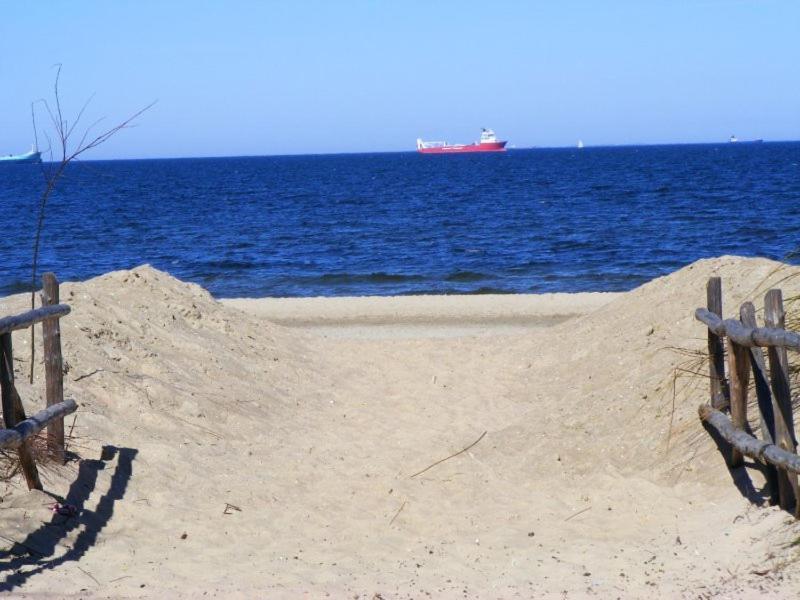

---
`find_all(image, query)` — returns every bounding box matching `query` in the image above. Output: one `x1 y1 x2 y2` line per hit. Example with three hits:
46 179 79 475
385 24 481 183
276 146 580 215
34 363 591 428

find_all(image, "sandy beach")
222 292 619 339
1 255 800 598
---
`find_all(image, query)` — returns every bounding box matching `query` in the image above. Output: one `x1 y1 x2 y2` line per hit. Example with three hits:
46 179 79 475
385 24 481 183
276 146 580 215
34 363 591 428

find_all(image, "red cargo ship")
416 128 507 154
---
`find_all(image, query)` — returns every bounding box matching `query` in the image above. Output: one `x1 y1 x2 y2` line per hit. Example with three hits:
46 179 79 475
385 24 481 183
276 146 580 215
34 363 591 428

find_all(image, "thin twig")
65 413 78 454
223 503 242 515
78 565 100 585
667 367 678 449
410 431 487 479
564 506 592 522
165 412 222 440
389 500 407 526
73 368 104 382
30 102 39 153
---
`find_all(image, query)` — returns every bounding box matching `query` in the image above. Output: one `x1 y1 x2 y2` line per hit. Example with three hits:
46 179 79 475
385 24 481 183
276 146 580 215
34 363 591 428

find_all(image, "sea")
1 143 799 298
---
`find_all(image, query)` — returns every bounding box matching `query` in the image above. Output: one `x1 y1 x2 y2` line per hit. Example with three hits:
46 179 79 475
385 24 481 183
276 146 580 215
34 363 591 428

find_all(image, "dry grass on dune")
663 259 800 461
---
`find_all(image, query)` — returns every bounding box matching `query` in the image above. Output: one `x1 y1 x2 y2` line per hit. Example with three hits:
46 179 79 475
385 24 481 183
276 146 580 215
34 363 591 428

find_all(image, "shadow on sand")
0 445 137 592
702 420 776 507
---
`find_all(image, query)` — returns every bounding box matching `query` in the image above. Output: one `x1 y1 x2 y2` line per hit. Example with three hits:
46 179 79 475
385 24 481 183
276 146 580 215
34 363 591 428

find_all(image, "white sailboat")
577 140 584 149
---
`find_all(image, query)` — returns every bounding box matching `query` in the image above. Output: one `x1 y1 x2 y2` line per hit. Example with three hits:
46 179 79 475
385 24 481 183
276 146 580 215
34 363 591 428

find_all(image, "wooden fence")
696 276 800 516
0 273 78 490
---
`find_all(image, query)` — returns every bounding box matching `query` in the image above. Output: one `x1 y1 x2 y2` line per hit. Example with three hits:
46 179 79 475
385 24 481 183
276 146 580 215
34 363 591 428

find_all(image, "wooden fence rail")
695 308 800 350
696 277 800 516
0 273 76 491
0 399 77 450
699 404 800 473
0 304 71 335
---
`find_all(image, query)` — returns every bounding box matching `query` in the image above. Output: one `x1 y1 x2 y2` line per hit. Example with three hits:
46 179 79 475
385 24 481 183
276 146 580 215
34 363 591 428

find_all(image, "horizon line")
27 138 800 163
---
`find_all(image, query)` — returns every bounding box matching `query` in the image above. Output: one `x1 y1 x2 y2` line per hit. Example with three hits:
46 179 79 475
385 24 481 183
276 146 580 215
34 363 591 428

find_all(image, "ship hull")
418 141 507 154
0 151 42 164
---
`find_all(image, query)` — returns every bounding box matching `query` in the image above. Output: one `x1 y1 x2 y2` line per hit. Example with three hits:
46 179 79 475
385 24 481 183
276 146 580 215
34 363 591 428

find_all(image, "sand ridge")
1 257 800 598
222 293 620 339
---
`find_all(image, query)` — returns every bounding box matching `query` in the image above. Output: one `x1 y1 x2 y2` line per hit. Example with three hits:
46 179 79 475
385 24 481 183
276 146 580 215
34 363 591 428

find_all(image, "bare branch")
30 102 39 152
41 131 55 179
41 99 61 145
53 64 66 156
75 116 106 151
27 67 154 382
64 92 96 143
68 101 156 161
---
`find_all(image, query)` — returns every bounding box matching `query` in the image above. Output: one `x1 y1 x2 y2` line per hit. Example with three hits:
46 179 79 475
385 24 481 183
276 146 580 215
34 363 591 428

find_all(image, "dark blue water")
2 143 799 298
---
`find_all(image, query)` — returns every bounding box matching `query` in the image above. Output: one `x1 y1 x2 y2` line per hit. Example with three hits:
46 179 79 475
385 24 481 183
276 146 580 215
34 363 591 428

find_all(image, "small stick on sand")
410 431 487 479
78 565 100 585
223 503 242 515
389 500 407 525
63 412 79 456
564 506 592 522
73 368 104 382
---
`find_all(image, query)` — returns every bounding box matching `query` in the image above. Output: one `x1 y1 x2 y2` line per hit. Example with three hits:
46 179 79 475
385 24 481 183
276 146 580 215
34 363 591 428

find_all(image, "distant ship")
0 145 41 164
729 135 763 144
577 140 584 149
417 128 507 154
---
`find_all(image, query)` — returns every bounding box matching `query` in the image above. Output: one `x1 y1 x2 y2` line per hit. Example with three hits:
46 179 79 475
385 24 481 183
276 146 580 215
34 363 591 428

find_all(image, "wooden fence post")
764 289 799 515
740 302 779 504
0 334 43 490
41 273 65 463
725 333 750 468
707 277 728 409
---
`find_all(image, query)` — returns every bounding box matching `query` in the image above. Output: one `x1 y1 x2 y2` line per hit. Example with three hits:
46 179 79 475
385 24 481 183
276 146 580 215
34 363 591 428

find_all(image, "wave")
202 259 254 270
399 285 514 296
468 286 515 295
304 272 428 285
444 270 491 282
0 280 33 296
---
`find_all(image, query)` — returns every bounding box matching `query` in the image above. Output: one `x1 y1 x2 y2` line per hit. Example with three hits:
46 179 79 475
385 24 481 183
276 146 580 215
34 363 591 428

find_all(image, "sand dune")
1 256 800 598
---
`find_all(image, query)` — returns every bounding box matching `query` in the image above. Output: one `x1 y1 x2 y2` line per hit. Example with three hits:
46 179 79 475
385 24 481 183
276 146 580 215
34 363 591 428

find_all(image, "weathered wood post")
725 330 750 468
41 273 65 463
740 302 779 504
0 334 43 490
764 289 799 515
707 277 728 409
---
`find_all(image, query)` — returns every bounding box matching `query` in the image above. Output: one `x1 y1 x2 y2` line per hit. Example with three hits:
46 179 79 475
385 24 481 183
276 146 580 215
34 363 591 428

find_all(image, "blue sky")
1 1 798 158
